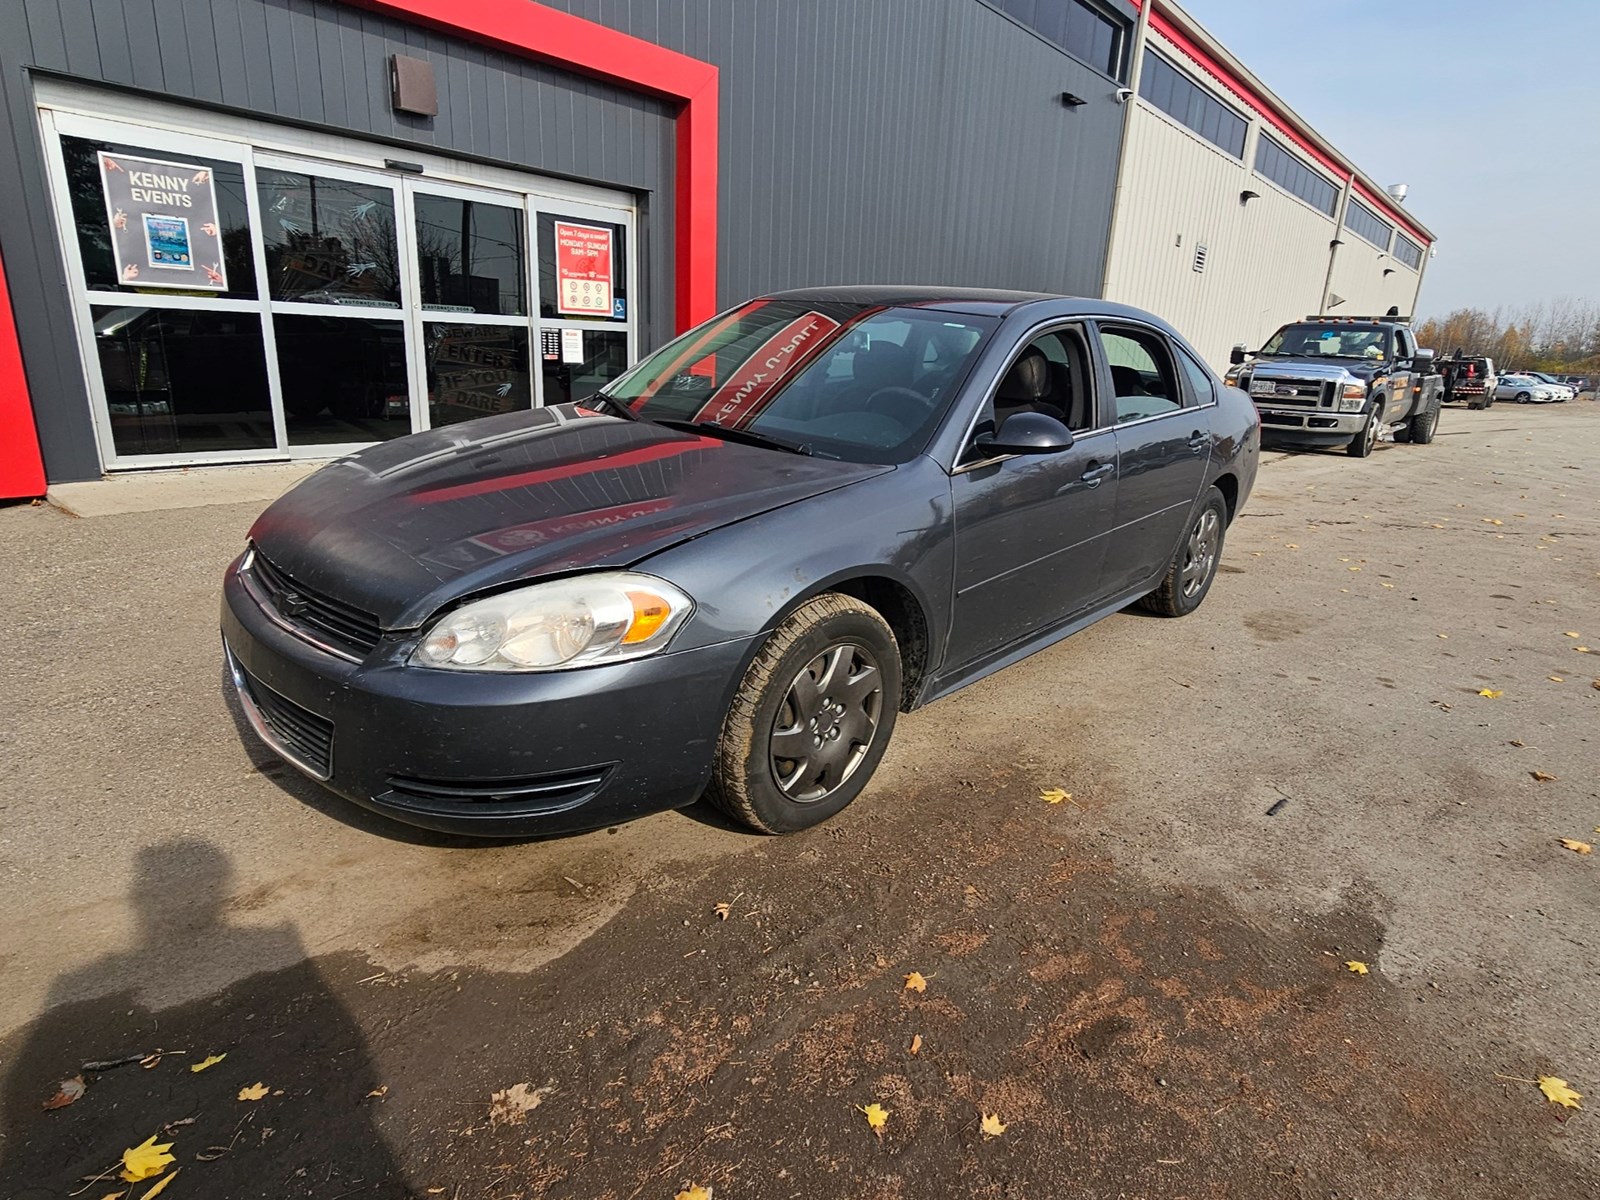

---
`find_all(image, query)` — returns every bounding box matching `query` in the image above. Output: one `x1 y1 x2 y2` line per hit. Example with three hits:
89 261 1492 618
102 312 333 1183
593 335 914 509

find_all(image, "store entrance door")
40 98 639 471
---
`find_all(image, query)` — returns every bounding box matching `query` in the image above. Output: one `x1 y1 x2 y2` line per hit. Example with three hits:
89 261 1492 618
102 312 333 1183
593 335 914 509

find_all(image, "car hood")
248 405 891 629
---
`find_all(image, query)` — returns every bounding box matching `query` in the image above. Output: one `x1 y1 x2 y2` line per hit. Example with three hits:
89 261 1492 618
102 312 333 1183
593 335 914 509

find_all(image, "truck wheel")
1347 409 1380 457
1408 401 1439 444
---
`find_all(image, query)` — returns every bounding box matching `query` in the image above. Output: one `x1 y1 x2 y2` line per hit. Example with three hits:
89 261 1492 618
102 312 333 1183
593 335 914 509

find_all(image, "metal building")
1103 1 1434 365
0 0 1430 495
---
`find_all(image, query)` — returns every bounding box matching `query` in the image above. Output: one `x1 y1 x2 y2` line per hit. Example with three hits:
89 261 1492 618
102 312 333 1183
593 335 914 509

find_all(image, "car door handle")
1187 430 1207 453
1080 462 1115 487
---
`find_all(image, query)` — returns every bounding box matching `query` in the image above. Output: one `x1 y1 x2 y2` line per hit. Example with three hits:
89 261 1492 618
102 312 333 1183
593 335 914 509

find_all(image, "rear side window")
1176 347 1214 406
1100 328 1183 422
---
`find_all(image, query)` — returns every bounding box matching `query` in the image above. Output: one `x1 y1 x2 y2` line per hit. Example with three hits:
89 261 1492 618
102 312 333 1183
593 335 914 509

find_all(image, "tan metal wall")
1103 32 1427 368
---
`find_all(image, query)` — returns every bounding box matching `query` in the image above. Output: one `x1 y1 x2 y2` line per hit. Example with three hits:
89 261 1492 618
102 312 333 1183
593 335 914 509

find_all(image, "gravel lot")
2 401 1596 1198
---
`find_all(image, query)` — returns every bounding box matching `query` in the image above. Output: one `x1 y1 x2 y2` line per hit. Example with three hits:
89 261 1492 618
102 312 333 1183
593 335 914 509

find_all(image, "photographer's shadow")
0 840 413 1197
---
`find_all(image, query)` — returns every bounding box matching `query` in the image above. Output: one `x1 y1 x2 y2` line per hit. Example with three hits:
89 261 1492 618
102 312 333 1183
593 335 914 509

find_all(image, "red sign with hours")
554 221 614 316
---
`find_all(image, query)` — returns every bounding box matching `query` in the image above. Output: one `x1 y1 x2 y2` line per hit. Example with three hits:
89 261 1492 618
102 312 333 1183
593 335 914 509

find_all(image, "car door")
1387 327 1414 418
1094 323 1213 596
945 324 1120 669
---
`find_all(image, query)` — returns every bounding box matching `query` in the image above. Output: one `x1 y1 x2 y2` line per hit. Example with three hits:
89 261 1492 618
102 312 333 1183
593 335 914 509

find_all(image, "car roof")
761 285 1168 324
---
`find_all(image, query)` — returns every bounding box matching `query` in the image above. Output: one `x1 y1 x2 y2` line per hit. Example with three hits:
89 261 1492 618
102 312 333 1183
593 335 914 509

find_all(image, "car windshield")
1261 324 1390 359
597 299 997 464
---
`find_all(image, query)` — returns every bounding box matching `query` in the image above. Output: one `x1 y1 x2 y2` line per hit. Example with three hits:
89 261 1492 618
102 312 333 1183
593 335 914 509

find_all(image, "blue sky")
1179 0 1600 318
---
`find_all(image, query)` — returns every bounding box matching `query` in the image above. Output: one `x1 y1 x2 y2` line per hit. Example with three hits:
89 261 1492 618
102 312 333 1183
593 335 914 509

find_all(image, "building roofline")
1137 0 1435 247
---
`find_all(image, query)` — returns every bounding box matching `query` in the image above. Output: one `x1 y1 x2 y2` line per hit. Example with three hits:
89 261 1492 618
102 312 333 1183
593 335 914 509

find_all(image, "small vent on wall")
1192 244 1209 274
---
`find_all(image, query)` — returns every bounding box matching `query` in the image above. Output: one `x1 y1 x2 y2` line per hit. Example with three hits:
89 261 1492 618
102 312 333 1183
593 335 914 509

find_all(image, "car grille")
250 549 383 658
237 665 334 778
379 766 613 817
1250 378 1331 407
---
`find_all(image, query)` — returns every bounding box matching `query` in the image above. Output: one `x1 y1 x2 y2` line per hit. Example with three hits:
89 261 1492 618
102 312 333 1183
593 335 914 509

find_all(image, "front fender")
636 456 954 660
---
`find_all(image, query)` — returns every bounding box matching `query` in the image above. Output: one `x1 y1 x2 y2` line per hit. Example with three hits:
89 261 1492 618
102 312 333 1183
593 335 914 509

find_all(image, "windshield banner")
693 311 842 427
99 152 227 291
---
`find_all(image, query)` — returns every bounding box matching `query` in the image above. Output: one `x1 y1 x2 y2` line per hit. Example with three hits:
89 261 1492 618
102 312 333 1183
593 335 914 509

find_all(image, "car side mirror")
1229 343 1248 365
1414 347 1435 368
977 411 1075 456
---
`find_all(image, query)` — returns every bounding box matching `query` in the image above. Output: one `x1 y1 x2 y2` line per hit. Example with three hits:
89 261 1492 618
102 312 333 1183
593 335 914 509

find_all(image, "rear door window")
1098 327 1183 421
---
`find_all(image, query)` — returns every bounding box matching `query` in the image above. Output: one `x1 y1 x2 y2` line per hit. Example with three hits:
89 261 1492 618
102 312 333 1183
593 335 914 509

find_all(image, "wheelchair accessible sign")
99 151 228 291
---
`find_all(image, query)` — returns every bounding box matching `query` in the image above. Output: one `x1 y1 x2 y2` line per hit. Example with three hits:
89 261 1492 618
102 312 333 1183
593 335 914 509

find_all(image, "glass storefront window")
414 195 527 315
92 305 274 456
257 170 401 307
540 328 629 405
63 136 259 301
273 315 410 445
536 214 628 322
425 324 531 428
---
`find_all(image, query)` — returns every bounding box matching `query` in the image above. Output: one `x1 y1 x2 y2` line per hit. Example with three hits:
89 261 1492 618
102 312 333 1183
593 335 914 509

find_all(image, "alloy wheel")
769 643 883 803
1180 508 1221 599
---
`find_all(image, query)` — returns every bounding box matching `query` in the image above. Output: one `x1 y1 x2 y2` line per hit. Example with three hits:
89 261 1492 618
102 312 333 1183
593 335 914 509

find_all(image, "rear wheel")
707 594 901 834
1408 400 1439 444
1139 488 1227 618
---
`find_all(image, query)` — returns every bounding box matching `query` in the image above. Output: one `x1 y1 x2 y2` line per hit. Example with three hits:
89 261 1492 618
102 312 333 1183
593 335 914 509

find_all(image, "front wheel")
1348 408 1379 457
707 594 901 834
1139 488 1228 617
1517 391 1531 403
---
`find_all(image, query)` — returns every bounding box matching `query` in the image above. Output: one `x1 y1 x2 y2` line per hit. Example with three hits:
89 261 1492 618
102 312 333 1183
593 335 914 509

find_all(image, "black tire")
1516 391 1531 404
1139 488 1228 618
1408 400 1439 444
1485 394 1496 408
1347 407 1379 457
707 594 901 834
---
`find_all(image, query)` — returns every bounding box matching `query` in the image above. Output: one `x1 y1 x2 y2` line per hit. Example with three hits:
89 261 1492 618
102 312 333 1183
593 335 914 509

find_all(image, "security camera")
1115 87 1134 103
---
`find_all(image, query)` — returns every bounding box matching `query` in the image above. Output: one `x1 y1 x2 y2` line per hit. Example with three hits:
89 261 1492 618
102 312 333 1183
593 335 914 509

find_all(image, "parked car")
1495 374 1561 403
222 287 1259 837
1518 371 1574 401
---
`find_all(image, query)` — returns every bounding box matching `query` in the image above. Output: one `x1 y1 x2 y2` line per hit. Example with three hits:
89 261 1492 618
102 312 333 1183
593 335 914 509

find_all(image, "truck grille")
1249 379 1331 407
249 549 383 658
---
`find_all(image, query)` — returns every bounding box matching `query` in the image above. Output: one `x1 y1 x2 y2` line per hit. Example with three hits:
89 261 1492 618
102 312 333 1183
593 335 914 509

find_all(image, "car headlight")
1337 382 1367 412
411 572 693 671
1223 365 1248 387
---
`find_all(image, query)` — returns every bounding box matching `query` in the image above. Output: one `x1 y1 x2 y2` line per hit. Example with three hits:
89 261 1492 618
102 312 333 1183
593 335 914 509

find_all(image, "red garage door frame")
0 0 719 497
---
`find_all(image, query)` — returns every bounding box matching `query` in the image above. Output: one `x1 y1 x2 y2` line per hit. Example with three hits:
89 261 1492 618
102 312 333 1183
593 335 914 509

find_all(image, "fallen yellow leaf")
980 1112 1007 1138
908 1033 923 1056
1437 633 1449 639
858 1102 889 1134
189 1054 226 1074
1483 518 1503 525
366 1086 388 1099
1040 787 1072 805
904 971 927 993
1539 1076 1583 1109
1559 839 1592 855
1381 582 1395 589
237 1083 269 1102
119 1135 175 1183
140 1169 181 1199
1477 689 1503 699
1548 676 1565 683
1564 631 1581 638
1531 771 1558 782
1348 566 1361 572
1344 961 1369 975
713 902 731 921
674 1187 713 1200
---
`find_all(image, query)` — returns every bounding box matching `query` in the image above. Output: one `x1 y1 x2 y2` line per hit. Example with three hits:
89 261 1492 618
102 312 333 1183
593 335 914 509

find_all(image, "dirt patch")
3 777 1589 1200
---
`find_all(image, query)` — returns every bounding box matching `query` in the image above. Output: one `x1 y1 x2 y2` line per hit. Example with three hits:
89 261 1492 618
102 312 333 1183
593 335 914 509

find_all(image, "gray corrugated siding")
2 0 1129 482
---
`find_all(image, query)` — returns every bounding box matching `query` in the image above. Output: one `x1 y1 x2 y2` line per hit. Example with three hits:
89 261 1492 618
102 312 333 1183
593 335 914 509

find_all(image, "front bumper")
1254 406 1366 445
221 560 758 836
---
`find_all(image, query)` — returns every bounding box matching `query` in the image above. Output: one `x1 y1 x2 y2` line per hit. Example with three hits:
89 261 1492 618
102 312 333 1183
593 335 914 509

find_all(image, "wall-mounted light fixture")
1329 238 1344 249
1239 189 1260 205
1059 91 1087 107
1382 268 1395 276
